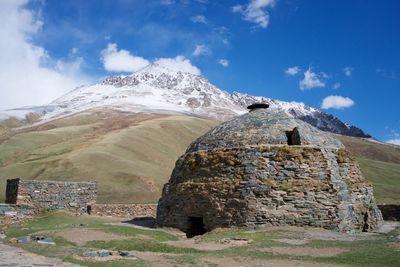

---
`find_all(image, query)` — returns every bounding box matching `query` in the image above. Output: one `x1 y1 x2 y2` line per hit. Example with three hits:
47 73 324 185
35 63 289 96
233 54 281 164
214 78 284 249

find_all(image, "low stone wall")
0 203 37 225
92 204 157 218
6 179 97 213
0 203 37 216
378 205 400 221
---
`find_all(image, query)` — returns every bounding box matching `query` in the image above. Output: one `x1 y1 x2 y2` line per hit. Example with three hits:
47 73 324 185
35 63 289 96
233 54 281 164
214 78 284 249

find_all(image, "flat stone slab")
0 243 79 266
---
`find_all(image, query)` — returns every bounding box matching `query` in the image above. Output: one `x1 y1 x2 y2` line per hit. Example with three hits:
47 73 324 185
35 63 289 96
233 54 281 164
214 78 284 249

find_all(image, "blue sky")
0 0 399 143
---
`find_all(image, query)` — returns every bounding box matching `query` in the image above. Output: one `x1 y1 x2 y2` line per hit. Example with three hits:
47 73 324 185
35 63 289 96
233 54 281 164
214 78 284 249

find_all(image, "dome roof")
187 108 343 152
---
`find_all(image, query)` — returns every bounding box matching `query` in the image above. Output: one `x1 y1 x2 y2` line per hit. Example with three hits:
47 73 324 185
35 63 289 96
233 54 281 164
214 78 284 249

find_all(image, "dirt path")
164 238 252 251
201 256 341 267
259 246 349 257
0 243 80 266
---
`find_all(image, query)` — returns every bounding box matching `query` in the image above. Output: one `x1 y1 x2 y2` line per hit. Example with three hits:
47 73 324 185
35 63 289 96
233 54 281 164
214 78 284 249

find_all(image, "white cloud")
299 68 326 90
192 44 210 57
321 95 354 109
386 139 400 145
191 15 207 24
218 59 229 67
332 82 341 90
285 66 301 76
100 42 201 75
232 0 276 28
343 66 353 77
0 0 91 110
101 43 150 73
154 56 201 75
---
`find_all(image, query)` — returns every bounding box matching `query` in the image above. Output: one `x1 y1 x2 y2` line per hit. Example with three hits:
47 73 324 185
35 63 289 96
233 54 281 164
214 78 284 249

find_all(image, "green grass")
87 239 200 254
357 157 400 204
96 224 178 242
3 211 177 242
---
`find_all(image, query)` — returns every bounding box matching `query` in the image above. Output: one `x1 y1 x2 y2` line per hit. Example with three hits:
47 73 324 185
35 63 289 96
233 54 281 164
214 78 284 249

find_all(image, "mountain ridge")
1 63 371 138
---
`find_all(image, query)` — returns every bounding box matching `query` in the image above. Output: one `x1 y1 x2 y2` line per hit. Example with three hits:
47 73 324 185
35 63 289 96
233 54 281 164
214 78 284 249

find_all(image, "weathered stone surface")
92 204 157 218
5 179 97 214
157 109 383 234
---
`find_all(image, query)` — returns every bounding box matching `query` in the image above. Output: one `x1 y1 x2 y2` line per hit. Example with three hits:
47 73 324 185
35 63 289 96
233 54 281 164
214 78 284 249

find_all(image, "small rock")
37 237 55 245
32 235 46 241
4 211 18 217
98 250 112 257
17 236 31 244
83 251 98 257
0 233 6 240
119 251 130 257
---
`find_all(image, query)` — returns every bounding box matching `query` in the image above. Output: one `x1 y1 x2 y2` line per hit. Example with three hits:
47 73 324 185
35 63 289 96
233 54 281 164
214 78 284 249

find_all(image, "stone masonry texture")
157 108 383 234
6 179 97 213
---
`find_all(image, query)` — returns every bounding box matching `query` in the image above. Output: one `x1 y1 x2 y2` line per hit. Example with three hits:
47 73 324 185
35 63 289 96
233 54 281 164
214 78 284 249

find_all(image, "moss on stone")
337 148 355 163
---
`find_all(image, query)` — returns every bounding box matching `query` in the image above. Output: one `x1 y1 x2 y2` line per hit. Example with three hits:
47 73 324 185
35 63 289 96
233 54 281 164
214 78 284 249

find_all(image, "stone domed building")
157 104 383 237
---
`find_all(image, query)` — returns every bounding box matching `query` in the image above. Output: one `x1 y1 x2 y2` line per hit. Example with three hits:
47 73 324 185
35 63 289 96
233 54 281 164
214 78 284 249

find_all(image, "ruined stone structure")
157 106 383 236
6 179 97 213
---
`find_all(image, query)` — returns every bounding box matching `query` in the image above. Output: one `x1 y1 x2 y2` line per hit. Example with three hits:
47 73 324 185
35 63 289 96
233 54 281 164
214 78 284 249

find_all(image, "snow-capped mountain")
49 63 244 121
0 63 370 138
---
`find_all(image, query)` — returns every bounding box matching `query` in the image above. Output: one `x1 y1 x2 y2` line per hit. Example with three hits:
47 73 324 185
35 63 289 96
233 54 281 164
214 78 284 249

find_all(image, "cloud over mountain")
0 0 91 110
101 43 150 73
322 95 354 109
299 68 326 90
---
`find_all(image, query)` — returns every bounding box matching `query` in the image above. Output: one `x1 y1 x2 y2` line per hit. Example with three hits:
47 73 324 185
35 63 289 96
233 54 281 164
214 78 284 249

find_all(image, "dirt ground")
164 238 252 251
259 246 349 257
200 256 339 267
0 243 79 267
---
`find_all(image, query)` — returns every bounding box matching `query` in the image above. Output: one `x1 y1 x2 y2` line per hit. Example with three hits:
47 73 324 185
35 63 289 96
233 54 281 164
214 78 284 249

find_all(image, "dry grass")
0 110 216 203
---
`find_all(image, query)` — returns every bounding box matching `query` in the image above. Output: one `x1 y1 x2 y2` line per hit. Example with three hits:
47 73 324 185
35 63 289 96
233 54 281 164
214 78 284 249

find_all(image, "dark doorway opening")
87 205 92 215
285 127 301 146
186 216 206 238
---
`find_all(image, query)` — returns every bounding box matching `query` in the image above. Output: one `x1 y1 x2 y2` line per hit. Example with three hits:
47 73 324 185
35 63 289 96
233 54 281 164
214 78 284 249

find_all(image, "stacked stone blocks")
6 178 97 213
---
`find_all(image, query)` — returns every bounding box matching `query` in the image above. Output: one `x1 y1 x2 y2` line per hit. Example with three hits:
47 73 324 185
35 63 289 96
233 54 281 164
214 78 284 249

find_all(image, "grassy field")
357 157 400 204
338 135 400 204
0 110 216 203
1 211 399 266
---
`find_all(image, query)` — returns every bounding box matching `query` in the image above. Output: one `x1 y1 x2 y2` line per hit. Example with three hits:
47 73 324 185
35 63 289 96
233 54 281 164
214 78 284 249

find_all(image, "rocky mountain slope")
1 63 370 138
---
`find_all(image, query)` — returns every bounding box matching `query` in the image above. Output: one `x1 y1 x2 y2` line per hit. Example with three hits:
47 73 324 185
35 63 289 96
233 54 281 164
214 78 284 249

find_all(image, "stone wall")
6 179 97 213
157 145 382 233
0 203 37 225
92 204 157 218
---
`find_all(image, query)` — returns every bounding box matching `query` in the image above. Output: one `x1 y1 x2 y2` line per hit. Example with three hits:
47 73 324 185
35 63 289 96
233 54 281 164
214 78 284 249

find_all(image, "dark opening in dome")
247 103 270 111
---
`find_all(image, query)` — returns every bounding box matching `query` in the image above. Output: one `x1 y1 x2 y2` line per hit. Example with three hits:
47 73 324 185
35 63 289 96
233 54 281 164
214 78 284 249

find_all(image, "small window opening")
186 216 206 238
87 205 92 215
285 127 301 146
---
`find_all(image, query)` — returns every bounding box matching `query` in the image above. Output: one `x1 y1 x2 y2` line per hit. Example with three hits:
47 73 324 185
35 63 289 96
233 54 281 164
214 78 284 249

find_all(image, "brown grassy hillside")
0 110 216 203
